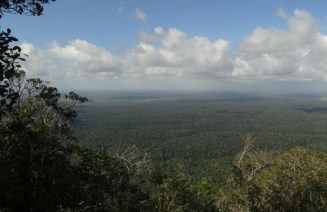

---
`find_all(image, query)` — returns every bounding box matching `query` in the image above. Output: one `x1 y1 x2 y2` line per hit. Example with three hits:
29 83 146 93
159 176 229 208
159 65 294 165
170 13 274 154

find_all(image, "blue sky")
3 0 327 92
4 0 326 49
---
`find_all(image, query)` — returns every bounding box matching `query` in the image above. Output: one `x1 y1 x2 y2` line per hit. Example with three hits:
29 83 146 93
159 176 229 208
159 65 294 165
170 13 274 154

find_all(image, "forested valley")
3 1 327 211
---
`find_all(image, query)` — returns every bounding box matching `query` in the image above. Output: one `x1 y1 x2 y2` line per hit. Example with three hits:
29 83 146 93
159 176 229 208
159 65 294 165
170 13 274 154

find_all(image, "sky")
3 0 327 92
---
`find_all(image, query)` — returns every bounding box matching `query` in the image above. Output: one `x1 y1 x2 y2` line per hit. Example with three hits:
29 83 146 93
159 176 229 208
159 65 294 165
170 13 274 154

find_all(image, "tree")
0 1 158 211
64 143 147 211
216 135 274 211
217 139 327 212
0 71 88 211
0 0 56 118
0 70 156 211
0 28 24 118
143 165 218 212
0 0 55 17
249 148 327 211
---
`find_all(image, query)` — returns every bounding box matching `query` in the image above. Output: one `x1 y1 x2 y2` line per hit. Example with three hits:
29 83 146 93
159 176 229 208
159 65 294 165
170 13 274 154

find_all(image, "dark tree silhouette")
0 0 55 18
0 0 56 118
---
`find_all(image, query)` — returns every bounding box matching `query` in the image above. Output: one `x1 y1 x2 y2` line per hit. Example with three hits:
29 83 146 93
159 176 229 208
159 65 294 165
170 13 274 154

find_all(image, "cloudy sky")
3 0 327 92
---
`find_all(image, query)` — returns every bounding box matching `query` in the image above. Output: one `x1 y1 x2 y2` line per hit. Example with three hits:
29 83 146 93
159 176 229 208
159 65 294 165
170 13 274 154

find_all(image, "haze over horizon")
3 0 327 93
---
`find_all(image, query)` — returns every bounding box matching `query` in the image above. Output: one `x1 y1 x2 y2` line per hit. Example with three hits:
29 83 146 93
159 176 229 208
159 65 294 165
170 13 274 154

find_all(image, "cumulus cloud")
19 9 327 90
234 9 325 82
238 9 317 54
20 40 124 85
21 28 232 81
137 27 166 44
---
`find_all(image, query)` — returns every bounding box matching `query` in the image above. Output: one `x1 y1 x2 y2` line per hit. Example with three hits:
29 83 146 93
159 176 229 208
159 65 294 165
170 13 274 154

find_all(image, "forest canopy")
2 1 327 211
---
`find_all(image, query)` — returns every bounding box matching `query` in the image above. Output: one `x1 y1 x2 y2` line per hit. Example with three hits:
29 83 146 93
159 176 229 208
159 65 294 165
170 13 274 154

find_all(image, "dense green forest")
74 91 327 182
3 1 327 211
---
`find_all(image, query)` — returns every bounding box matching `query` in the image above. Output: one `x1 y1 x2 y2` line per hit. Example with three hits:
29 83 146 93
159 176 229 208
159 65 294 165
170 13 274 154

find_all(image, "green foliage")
0 0 56 116
3 74 327 211
63 144 148 212
74 92 327 182
218 147 327 212
0 28 24 117
0 72 88 211
141 165 217 212
0 124 75 211
0 1 151 210
0 71 151 211
250 148 327 211
0 69 152 211
3 0 327 210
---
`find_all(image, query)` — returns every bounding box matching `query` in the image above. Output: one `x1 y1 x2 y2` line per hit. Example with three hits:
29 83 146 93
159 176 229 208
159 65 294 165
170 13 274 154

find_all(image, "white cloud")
19 9 327 91
137 27 165 44
21 27 232 82
238 9 317 54
277 7 289 19
233 9 325 82
135 8 147 21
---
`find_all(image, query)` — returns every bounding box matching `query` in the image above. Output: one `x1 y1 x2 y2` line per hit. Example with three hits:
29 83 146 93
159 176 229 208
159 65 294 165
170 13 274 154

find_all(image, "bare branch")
237 134 255 167
113 145 152 176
